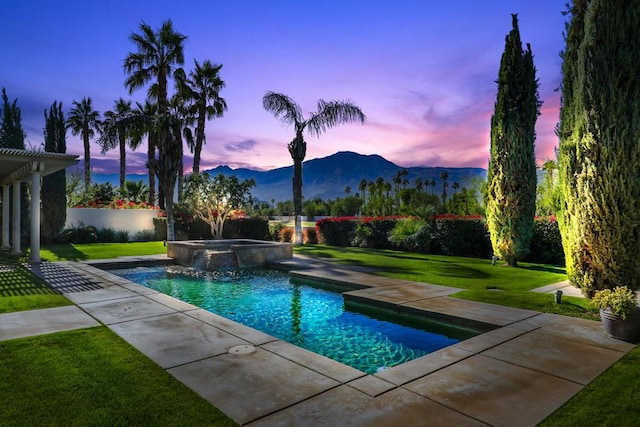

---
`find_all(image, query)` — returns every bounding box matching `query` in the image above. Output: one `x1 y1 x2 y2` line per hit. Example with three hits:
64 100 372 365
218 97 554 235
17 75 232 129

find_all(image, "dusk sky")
1 0 567 175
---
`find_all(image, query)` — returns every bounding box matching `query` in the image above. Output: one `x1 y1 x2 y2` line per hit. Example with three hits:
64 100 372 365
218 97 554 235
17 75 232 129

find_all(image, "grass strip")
540 345 640 426
0 327 236 426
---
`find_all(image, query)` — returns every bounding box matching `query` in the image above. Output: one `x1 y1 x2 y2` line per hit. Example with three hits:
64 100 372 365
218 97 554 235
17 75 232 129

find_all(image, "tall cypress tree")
0 88 26 149
41 101 67 243
557 0 640 295
486 14 541 267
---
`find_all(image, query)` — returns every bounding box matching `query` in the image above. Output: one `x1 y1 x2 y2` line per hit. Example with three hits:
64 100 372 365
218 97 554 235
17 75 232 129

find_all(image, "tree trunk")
119 135 126 192
148 136 156 206
288 135 306 246
83 134 91 189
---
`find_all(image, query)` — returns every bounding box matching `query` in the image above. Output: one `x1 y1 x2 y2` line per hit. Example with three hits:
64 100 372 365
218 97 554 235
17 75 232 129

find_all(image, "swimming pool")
112 266 480 374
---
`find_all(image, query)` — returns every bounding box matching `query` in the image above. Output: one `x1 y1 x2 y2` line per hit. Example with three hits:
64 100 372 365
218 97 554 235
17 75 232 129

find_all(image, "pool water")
112 266 480 374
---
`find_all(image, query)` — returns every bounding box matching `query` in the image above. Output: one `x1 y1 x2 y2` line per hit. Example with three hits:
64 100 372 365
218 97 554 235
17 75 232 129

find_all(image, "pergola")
0 148 79 263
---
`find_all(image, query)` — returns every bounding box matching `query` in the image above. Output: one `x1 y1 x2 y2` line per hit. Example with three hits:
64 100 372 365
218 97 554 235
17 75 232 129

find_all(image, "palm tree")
452 182 460 194
440 172 449 204
133 100 158 206
124 20 186 241
98 98 139 192
176 60 227 175
344 186 351 196
358 178 367 207
67 97 100 188
415 177 423 192
263 92 365 244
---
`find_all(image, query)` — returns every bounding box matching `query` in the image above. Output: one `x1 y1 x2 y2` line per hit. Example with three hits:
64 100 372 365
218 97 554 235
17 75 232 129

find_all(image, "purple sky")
1 0 566 174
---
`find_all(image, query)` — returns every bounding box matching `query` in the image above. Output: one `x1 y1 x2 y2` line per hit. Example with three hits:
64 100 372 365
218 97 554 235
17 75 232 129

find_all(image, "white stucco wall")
65 208 158 236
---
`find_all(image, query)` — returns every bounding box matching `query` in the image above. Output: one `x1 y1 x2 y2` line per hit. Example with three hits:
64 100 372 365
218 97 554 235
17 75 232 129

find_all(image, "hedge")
316 215 564 265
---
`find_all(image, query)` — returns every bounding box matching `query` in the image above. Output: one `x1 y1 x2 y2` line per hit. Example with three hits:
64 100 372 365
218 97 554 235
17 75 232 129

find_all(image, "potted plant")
591 286 640 342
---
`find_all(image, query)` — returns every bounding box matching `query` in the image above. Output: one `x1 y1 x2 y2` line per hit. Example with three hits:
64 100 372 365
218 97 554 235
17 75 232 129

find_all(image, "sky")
1 0 567 175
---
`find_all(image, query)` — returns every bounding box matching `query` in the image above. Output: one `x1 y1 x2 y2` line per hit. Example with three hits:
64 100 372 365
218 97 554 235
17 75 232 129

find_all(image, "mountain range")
93 151 487 202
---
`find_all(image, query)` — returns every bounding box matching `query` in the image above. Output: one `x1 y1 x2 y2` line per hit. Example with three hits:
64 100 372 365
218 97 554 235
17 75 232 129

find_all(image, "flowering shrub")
74 198 157 210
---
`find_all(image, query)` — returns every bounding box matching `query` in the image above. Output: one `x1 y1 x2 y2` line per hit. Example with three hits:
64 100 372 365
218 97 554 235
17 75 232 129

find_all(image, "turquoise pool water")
112 266 480 374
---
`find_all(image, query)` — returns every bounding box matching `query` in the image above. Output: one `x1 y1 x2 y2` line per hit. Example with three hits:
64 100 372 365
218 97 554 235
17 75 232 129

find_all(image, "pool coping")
24 256 639 426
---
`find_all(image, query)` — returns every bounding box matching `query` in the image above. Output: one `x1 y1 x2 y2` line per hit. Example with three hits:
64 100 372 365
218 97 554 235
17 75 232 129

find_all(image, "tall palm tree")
440 172 449 204
176 60 227 175
358 178 367 207
98 98 140 192
124 20 186 240
67 97 100 188
263 92 365 244
133 100 158 206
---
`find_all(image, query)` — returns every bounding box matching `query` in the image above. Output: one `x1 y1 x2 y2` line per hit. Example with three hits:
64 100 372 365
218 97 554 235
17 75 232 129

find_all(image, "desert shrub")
269 223 288 241
55 224 98 244
303 228 318 244
223 218 269 240
351 222 373 247
525 217 564 265
134 229 157 242
389 218 437 252
279 227 295 243
96 227 117 242
114 229 130 243
435 217 492 258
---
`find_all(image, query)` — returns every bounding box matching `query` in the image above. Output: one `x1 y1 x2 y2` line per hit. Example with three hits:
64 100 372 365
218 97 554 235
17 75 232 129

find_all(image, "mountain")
91 151 487 202
205 151 487 202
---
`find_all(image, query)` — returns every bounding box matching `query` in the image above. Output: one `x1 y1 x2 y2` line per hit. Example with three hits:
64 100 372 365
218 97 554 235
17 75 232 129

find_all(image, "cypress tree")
557 0 640 295
41 101 67 243
486 14 541 267
0 88 26 149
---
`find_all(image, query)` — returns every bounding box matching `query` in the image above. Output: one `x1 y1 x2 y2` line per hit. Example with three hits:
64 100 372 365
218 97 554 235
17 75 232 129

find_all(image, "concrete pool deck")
1 256 636 426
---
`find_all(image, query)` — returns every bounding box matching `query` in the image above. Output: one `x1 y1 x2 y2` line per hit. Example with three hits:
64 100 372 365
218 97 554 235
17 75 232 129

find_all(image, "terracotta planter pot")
600 308 640 342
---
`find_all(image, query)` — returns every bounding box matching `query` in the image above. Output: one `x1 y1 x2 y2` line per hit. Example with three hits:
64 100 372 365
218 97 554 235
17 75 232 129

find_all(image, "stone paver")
248 385 486 427
482 328 628 385
344 281 460 306
109 312 248 368
405 354 584 427
0 305 99 341
404 296 539 327
79 295 176 324
168 348 341 425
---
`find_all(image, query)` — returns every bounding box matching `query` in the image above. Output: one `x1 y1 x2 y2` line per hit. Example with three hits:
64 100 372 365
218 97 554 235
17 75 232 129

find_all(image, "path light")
491 255 496 265
555 290 563 304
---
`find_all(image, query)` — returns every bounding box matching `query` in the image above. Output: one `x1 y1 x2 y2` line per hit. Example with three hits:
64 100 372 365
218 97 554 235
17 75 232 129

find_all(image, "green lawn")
295 245 597 320
0 327 235 426
0 262 71 313
38 241 167 261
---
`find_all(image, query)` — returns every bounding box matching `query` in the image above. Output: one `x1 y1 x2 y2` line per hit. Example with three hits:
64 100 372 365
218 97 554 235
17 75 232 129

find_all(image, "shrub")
55 225 98 244
153 217 167 241
525 217 564 265
223 218 269 240
303 228 318 244
316 217 358 246
134 229 157 242
435 217 492 258
96 227 117 242
279 227 295 243
270 223 288 242
389 218 436 252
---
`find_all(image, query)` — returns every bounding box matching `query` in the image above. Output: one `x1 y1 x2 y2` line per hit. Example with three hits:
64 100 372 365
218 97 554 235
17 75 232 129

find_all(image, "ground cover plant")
295 245 597 320
0 327 236 426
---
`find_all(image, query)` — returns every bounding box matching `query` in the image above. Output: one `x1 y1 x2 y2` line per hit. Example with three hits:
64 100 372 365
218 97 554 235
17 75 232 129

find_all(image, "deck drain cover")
228 345 256 355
